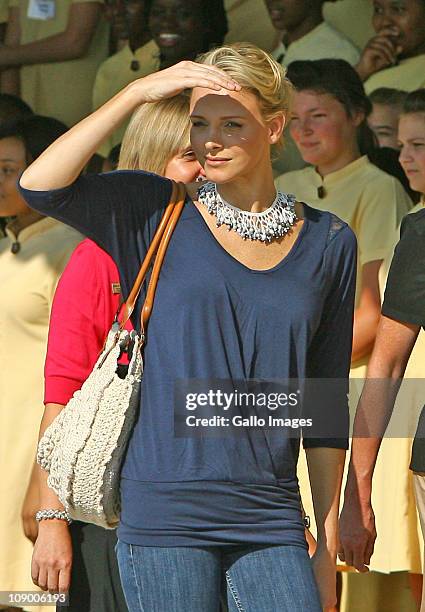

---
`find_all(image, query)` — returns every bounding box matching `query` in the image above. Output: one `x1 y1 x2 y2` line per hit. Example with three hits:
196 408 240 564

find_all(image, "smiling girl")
277 59 412 370
19 45 356 611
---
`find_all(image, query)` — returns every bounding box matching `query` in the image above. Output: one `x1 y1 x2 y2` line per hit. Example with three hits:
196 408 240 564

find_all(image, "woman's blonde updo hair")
118 94 191 174
197 43 293 149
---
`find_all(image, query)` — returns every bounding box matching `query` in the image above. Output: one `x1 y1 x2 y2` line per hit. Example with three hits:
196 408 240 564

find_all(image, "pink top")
44 238 133 405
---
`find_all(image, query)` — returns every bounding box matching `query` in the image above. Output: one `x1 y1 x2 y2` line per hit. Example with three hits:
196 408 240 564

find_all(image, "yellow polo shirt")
93 40 159 158
0 217 81 610
365 54 425 94
272 21 359 67
10 0 109 126
224 0 275 51
323 0 374 52
276 156 412 331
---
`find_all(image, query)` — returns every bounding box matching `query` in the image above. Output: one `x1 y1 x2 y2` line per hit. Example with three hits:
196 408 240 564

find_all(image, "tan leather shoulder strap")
119 180 178 329
119 181 186 336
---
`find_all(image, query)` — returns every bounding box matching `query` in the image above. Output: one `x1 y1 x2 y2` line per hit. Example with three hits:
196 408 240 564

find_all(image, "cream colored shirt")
0 218 81 608
277 156 412 368
224 0 275 51
323 0 374 51
272 22 359 67
365 54 425 94
10 0 109 126
277 156 411 270
93 40 159 158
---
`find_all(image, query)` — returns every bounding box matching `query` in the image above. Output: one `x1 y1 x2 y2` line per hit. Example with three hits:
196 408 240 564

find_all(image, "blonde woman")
21 46 356 611
29 95 203 612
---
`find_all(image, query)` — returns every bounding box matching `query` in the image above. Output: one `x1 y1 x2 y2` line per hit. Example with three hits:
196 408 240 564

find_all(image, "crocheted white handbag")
37 182 186 529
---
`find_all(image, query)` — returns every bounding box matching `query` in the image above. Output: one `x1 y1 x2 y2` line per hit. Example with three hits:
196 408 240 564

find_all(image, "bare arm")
21 460 40 544
0 3 102 69
307 447 345 610
31 403 73 593
0 6 20 94
352 260 382 363
339 315 419 571
19 62 241 191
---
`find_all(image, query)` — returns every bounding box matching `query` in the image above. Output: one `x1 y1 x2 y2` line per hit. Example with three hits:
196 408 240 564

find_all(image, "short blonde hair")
197 43 293 149
118 94 191 174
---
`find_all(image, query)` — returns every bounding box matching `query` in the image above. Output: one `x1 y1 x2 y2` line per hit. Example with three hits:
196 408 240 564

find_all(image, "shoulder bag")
37 181 186 529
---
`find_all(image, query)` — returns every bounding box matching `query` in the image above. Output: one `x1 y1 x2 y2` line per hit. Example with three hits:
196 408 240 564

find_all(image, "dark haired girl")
278 59 411 369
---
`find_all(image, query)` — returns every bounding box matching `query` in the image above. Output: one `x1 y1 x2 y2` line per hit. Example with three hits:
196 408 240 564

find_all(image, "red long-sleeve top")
44 238 133 405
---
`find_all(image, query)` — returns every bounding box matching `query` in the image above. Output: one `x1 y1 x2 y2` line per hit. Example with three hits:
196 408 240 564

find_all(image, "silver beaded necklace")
197 181 297 243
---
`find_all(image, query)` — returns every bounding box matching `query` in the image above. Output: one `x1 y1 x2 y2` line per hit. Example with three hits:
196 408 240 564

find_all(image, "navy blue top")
20 171 356 548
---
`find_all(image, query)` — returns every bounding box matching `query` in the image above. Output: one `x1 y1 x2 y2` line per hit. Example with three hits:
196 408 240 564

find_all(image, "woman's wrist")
37 518 70 531
345 468 372 503
120 77 152 110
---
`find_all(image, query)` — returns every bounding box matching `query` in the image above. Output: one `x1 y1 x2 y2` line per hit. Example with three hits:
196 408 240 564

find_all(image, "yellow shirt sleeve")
92 41 159 157
356 177 412 266
364 55 425 94
18 0 109 127
224 0 275 51
323 0 374 51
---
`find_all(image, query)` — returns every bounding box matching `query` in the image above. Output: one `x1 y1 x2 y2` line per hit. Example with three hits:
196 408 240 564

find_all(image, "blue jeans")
116 541 321 612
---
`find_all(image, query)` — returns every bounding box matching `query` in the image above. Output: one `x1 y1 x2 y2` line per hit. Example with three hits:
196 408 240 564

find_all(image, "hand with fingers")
19 59 242 193
31 522 73 594
355 27 402 81
338 496 377 573
132 60 242 104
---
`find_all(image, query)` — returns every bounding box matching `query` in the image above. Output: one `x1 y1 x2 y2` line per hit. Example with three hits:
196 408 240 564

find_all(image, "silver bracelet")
35 509 72 525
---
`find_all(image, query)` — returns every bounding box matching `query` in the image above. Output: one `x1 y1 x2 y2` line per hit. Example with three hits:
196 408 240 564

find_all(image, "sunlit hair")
118 94 191 173
197 43 293 149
